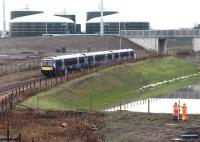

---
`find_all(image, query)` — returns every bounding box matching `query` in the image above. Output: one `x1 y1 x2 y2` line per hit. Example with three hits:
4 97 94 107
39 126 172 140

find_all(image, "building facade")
86 13 149 34
10 13 74 37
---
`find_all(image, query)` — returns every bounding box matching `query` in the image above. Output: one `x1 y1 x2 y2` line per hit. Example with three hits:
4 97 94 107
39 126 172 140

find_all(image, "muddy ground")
0 110 200 142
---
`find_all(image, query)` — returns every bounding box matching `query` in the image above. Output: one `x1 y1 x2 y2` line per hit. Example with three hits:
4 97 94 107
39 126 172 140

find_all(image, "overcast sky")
1 0 200 31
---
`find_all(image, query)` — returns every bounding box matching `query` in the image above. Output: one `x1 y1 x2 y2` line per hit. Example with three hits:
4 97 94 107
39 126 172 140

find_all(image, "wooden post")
19 86 21 95
67 71 69 81
22 85 24 93
18 133 21 142
34 81 36 92
45 79 47 88
2 99 3 111
120 98 122 112
7 122 9 142
148 99 150 114
61 75 63 83
56 76 57 85
39 78 42 91
28 62 31 70
51 77 53 88
89 98 92 112
37 96 39 110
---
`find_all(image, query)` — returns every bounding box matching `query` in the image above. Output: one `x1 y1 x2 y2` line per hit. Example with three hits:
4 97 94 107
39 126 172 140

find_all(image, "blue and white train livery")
41 49 135 76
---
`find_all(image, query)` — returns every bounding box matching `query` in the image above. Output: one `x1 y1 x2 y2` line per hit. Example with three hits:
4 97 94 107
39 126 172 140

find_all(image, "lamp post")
119 22 122 49
2 0 6 37
100 0 104 36
45 14 48 35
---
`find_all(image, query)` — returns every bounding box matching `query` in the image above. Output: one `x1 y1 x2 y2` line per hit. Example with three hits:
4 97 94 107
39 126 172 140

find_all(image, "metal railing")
120 29 200 38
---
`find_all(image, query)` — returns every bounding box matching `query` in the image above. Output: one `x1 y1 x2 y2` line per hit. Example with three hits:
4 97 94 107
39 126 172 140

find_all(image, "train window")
95 55 105 61
79 57 85 64
88 56 93 62
64 58 77 66
56 60 62 67
130 51 134 56
114 53 119 58
42 60 53 66
107 54 113 60
120 52 129 57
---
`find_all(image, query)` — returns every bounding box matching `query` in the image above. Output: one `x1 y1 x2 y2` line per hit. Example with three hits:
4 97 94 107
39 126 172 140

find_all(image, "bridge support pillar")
192 38 200 52
158 38 167 54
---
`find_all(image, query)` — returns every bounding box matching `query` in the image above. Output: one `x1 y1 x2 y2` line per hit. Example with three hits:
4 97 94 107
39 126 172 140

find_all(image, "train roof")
42 49 133 60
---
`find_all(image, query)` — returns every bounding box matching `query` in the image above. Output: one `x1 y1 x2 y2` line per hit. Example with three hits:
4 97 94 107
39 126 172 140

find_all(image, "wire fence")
0 48 198 113
0 59 40 76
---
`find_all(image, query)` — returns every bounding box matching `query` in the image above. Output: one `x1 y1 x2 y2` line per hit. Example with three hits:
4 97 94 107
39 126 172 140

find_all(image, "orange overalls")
173 102 179 120
182 103 187 122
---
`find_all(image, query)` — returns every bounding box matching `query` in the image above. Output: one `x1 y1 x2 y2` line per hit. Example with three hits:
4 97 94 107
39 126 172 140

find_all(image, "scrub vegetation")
22 56 199 110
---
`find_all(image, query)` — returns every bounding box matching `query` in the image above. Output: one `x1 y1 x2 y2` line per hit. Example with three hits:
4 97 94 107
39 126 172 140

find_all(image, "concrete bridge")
120 29 200 54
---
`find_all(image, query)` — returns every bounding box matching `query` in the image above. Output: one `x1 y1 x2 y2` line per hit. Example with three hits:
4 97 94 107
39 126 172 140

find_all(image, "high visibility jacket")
173 104 179 117
182 104 187 121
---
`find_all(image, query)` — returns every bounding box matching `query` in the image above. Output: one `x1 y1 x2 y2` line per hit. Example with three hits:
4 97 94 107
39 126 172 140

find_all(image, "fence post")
37 96 39 110
148 99 150 114
51 77 53 88
67 71 69 81
18 133 21 142
120 98 122 112
28 62 31 70
39 78 42 91
89 98 92 112
7 119 9 142
61 75 63 83
56 76 58 85
2 99 3 111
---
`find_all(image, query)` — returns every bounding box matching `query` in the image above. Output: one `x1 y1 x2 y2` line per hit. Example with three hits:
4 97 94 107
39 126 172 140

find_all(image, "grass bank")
22 57 199 110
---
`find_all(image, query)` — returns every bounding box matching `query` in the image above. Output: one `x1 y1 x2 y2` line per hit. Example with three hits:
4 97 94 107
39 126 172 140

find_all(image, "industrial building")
86 11 118 21
10 10 43 20
55 14 81 34
9 13 75 37
86 13 150 34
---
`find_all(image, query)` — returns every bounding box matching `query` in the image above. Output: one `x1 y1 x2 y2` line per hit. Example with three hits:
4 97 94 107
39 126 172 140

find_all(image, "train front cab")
41 59 56 76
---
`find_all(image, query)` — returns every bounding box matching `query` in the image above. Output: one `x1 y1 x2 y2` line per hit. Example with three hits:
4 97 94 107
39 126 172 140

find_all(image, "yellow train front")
41 58 57 76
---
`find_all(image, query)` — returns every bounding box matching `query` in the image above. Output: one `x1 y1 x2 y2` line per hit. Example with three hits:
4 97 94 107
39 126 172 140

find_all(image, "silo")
10 10 43 20
86 13 150 34
9 13 74 37
55 14 76 33
86 11 118 21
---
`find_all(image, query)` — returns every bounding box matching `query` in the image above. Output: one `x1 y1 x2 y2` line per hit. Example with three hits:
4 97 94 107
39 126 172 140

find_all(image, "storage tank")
9 13 74 37
86 13 150 34
11 10 43 20
87 11 118 21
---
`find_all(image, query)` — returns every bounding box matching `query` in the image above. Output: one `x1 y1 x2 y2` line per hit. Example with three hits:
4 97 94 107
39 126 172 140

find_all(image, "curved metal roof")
87 13 146 23
10 13 74 23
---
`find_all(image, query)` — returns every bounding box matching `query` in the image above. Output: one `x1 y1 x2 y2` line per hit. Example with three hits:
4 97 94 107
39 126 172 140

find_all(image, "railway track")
0 55 164 112
0 77 45 95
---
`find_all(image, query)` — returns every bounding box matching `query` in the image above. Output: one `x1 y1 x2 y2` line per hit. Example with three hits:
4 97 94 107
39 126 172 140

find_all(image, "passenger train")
41 49 135 76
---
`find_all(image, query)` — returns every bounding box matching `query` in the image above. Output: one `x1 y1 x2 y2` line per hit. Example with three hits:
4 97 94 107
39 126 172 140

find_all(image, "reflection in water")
106 98 200 114
106 81 200 114
166 83 200 99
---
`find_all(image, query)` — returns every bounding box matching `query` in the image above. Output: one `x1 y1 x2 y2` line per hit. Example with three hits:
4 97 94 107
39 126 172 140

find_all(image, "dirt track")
0 110 200 142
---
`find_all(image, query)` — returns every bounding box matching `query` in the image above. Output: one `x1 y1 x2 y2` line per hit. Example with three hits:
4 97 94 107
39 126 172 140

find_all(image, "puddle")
106 98 200 114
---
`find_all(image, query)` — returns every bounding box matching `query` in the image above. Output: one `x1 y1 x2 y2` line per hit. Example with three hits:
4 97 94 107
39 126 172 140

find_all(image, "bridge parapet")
120 29 200 38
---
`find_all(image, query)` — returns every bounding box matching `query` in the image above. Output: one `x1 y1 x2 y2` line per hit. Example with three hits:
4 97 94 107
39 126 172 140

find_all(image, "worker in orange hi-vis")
182 103 187 122
173 102 179 120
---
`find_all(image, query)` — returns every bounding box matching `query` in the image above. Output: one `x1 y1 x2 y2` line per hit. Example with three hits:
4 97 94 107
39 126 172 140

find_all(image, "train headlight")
42 67 53 71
